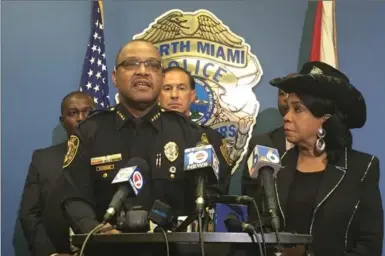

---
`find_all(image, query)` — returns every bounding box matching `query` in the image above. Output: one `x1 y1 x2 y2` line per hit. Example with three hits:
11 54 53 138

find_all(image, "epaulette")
158 107 185 118
87 107 114 119
77 108 114 127
187 117 205 130
160 108 203 129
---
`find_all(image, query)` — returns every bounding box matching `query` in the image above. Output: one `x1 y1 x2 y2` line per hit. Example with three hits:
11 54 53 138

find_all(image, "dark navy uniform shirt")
57 104 231 232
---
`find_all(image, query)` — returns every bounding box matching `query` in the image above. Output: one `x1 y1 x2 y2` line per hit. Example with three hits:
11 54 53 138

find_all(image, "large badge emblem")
134 9 262 174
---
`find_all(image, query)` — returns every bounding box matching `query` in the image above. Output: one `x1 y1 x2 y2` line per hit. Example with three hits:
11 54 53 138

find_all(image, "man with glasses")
55 40 231 234
19 91 95 256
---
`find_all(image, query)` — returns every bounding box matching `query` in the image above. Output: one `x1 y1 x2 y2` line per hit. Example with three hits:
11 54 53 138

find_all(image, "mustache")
132 77 153 87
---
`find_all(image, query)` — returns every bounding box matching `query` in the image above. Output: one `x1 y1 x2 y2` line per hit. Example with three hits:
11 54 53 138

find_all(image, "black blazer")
19 143 71 256
243 142 383 256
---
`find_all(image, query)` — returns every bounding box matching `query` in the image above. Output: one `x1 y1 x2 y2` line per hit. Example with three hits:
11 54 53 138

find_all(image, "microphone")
148 200 176 231
224 214 255 234
225 215 265 256
124 206 150 232
102 157 149 223
184 141 220 215
247 145 281 232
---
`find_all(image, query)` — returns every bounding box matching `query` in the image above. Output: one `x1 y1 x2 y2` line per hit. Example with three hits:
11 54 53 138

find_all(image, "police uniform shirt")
59 104 231 233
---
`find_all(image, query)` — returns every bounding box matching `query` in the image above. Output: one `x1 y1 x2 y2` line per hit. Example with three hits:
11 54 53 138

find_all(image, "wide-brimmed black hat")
269 61 366 129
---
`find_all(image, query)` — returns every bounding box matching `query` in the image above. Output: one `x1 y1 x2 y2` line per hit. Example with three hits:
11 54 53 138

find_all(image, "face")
278 89 289 117
61 95 94 136
283 93 326 147
112 41 164 106
159 70 196 116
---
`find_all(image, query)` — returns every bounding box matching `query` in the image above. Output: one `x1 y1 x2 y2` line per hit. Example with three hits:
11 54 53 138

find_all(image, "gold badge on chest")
164 141 179 162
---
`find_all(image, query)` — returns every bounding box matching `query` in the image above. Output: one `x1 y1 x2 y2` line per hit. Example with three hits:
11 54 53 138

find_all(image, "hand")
99 223 120 235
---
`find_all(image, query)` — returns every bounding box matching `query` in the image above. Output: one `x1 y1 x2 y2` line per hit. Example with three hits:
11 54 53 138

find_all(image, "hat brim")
270 74 366 129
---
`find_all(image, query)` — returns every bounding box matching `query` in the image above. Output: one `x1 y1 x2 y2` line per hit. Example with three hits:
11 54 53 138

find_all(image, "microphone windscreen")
125 157 150 176
126 209 149 232
224 214 242 232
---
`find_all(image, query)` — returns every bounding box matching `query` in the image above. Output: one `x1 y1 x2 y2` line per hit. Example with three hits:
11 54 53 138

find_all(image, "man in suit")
19 91 95 256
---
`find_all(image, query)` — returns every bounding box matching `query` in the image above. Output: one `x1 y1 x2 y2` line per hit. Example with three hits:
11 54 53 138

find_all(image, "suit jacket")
19 142 71 256
243 143 383 256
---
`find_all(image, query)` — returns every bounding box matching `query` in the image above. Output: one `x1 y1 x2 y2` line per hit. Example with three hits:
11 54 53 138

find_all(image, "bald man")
55 40 232 235
19 91 95 256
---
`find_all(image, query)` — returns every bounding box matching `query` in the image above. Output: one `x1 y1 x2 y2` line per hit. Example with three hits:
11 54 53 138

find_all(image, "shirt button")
103 173 108 178
170 174 175 179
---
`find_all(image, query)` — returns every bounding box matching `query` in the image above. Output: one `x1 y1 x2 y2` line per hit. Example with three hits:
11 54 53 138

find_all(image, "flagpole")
98 1 104 25
332 0 338 68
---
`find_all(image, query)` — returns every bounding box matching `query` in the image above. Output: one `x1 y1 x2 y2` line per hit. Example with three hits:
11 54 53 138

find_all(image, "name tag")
91 153 122 166
96 164 115 172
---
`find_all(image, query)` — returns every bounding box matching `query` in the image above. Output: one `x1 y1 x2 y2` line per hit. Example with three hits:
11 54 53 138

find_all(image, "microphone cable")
198 214 205 256
160 227 170 256
78 223 105 256
251 228 264 256
154 226 170 256
252 199 267 256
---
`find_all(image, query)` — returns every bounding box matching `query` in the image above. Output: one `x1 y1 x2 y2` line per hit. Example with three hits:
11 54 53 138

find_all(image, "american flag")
79 1 110 108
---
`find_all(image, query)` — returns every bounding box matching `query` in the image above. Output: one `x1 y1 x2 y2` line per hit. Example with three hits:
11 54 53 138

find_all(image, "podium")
72 232 312 256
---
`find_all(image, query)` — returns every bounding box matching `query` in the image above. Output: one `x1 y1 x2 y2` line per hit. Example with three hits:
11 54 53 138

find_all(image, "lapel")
314 150 347 209
309 149 347 233
276 147 348 229
275 148 297 226
57 141 67 155
54 142 67 168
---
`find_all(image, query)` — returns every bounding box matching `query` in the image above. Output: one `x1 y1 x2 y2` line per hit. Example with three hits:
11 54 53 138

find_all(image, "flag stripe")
320 0 337 68
310 0 323 61
297 1 319 71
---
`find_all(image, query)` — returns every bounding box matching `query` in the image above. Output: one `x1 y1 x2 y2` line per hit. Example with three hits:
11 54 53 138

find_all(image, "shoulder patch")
220 139 232 166
63 135 80 168
160 109 204 131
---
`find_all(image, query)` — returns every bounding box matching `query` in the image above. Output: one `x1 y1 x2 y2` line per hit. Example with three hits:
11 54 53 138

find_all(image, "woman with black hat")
243 61 383 256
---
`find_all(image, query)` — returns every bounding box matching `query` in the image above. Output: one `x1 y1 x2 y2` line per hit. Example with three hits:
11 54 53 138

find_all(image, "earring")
316 128 326 154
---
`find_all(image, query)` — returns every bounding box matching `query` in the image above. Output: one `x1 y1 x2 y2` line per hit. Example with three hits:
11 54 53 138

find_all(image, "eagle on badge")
135 10 243 48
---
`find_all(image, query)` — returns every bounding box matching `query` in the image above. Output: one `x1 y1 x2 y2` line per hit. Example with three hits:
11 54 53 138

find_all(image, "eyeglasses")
116 59 162 72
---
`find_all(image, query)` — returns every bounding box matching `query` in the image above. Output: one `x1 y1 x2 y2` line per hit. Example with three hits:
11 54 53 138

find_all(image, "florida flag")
310 0 338 68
